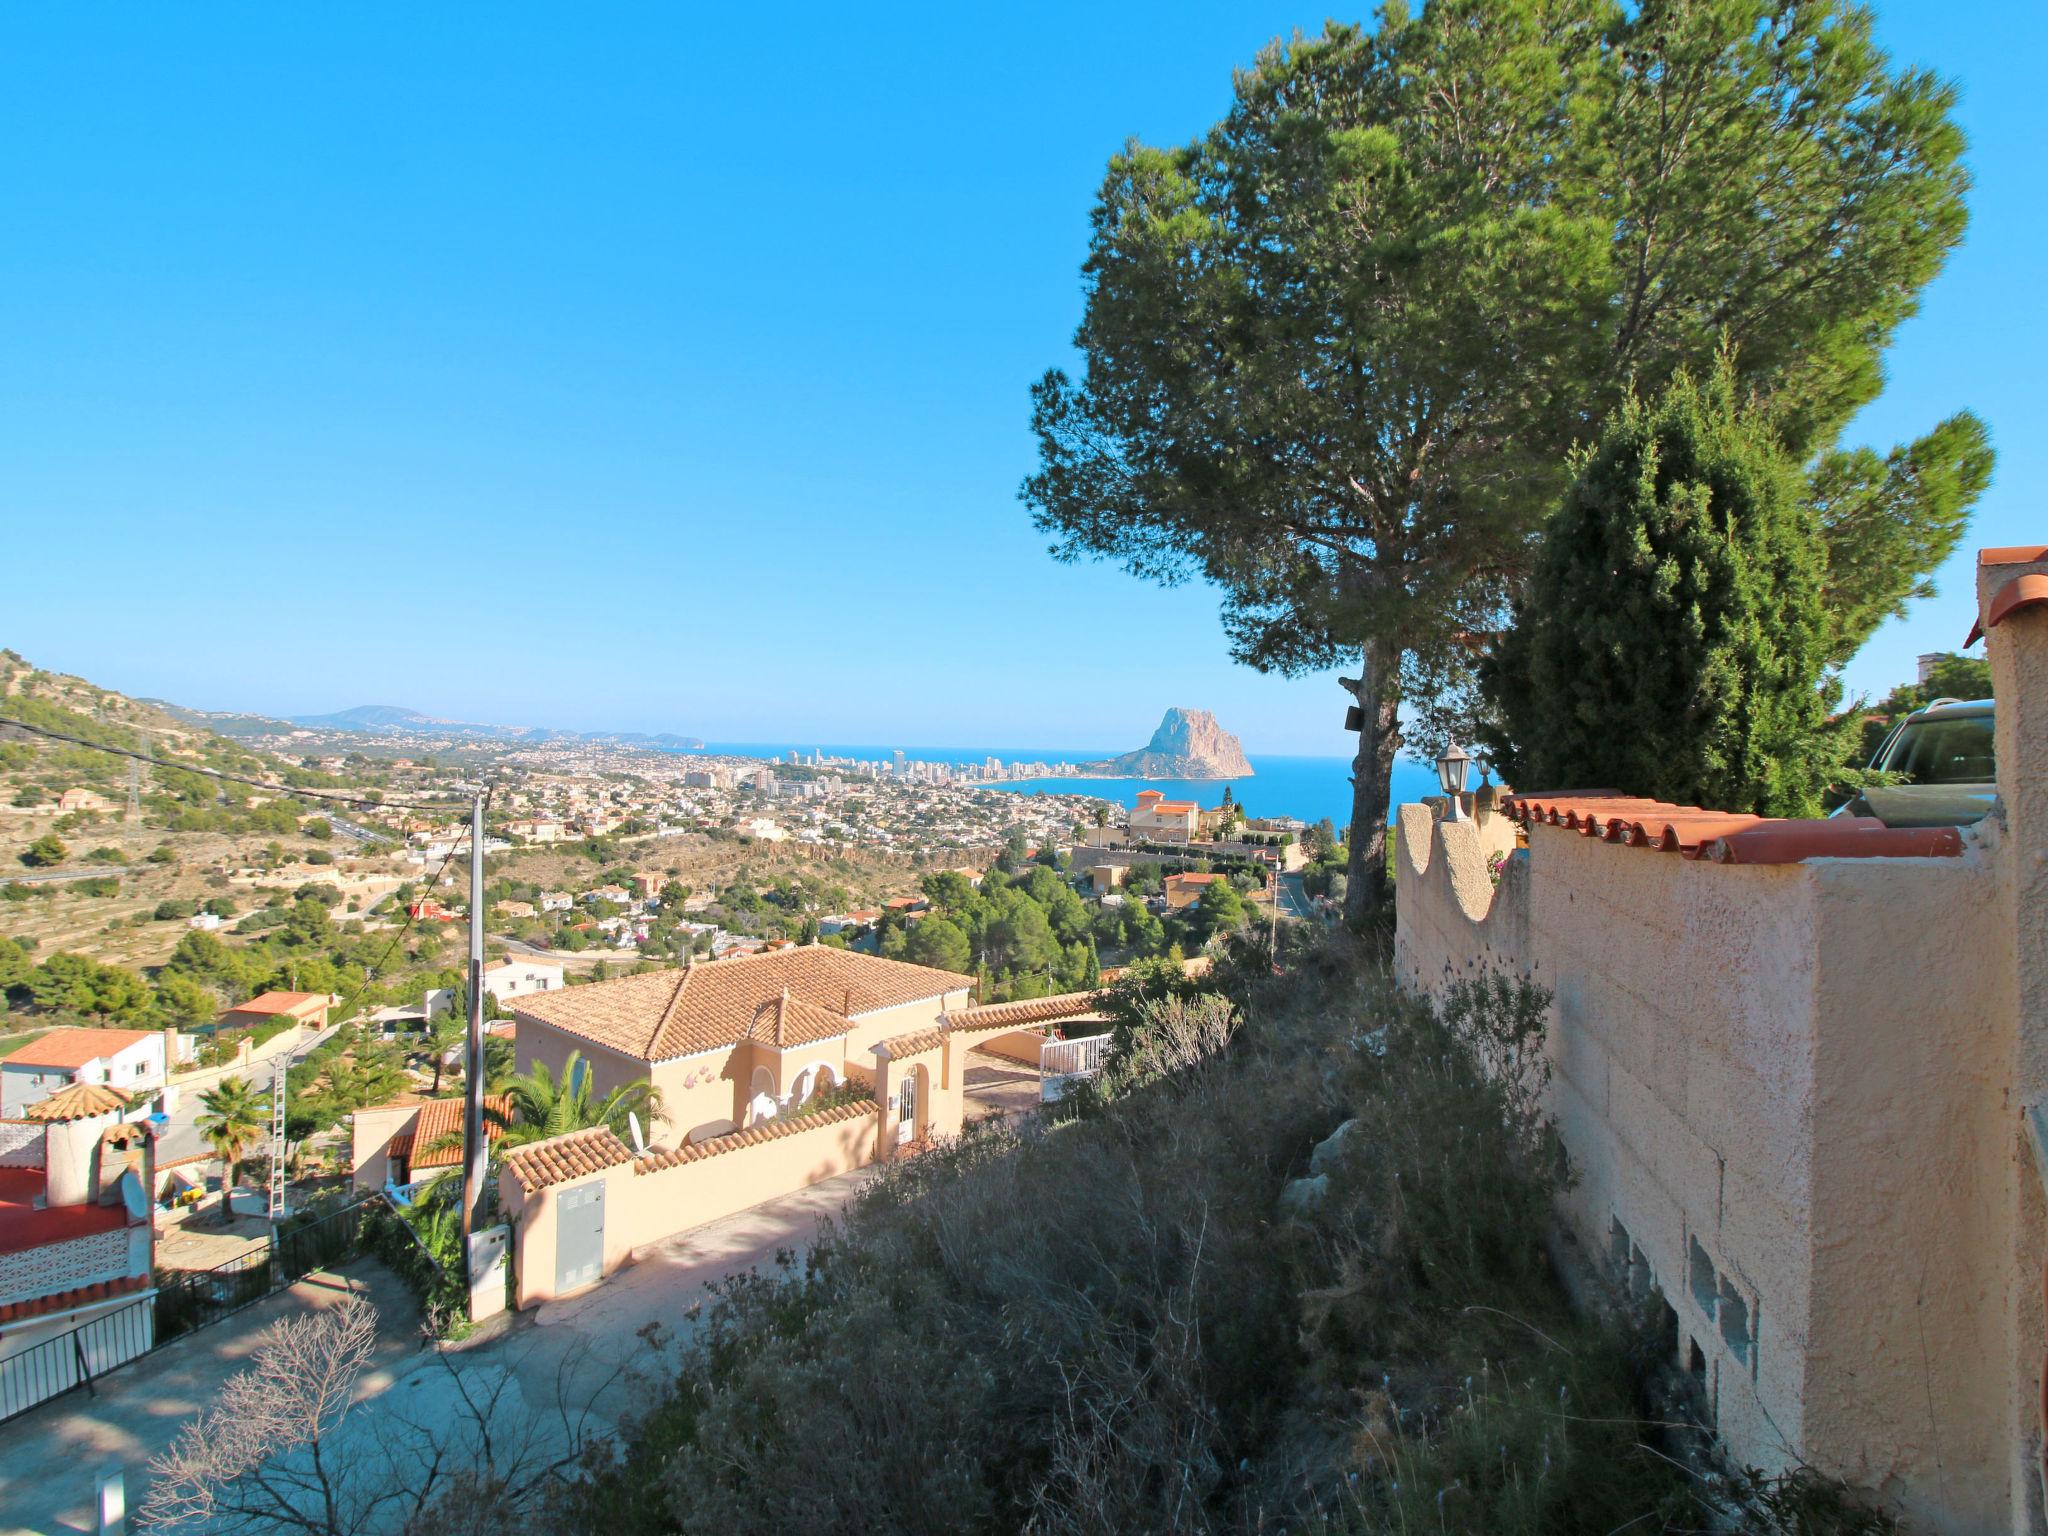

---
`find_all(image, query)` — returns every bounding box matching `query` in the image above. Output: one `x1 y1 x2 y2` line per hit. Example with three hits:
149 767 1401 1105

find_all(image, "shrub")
153 899 197 921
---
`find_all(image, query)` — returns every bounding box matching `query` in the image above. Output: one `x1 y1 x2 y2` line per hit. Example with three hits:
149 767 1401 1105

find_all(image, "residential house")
1129 790 1198 842
496 899 538 920
1163 871 1226 912
1084 863 1128 896
0 1029 169 1118
351 1094 512 1193
584 885 632 909
0 1086 156 1376
211 990 332 1037
482 956 565 1003
505 817 568 844
502 946 1085 1307
54 788 119 815
539 890 573 913
508 945 974 1150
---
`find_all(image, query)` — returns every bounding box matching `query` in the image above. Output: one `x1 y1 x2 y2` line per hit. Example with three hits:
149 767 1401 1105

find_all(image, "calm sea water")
692 741 1438 829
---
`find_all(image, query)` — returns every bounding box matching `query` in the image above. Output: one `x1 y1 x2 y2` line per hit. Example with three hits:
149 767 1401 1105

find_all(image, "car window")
1880 717 1996 784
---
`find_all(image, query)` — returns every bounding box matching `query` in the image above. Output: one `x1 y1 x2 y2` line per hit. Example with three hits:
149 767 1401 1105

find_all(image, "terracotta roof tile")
633 1095 874 1173
874 1027 945 1058
0 1272 149 1327
226 991 329 1017
511 945 972 1064
743 990 851 1051
1967 571 2048 646
1 1028 157 1070
24 1083 132 1121
947 992 1106 1032
1502 793 1966 865
386 1094 512 1171
501 1126 634 1194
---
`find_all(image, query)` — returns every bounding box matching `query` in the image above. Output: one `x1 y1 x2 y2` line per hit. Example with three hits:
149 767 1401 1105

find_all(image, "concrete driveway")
3 1167 883 1534
0 1259 423 1536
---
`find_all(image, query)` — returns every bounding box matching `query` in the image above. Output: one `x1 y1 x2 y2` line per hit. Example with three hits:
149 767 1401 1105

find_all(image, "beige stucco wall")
350 1102 417 1192
1394 795 2018 1531
503 1107 881 1308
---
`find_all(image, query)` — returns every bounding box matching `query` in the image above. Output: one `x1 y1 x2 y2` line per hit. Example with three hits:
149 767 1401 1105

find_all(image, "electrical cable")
0 715 465 814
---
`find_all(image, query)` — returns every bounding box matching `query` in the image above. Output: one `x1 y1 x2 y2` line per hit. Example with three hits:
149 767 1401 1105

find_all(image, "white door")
896 1071 917 1145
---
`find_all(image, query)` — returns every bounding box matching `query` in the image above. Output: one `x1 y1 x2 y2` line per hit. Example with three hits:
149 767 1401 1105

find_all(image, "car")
1833 697 1997 828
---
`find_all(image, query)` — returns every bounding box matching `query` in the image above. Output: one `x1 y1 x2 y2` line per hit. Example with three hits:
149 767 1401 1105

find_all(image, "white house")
481 957 565 1004
540 890 573 913
0 1029 169 1118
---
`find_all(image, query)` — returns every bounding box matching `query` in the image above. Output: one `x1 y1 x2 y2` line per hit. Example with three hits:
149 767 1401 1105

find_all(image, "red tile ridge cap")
1966 571 2048 647
1978 546 2048 567
1703 820 1965 864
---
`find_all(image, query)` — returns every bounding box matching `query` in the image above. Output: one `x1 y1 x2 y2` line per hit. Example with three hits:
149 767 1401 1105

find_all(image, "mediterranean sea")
692 741 1440 830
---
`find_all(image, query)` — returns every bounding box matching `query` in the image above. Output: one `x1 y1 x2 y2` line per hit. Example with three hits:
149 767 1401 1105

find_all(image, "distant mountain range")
147 700 705 751
1081 707 1253 780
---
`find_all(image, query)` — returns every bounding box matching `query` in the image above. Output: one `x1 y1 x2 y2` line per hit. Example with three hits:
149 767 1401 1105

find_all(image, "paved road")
0 1258 423 1536
1 1168 882 1534
156 1023 339 1165
1276 871 1315 920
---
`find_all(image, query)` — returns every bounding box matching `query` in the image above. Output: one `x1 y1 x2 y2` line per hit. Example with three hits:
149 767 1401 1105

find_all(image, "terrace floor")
0 1167 128 1257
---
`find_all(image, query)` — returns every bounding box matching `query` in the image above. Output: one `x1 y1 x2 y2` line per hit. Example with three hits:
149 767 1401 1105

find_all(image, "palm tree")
196 1076 269 1227
421 1011 467 1094
489 1049 661 1150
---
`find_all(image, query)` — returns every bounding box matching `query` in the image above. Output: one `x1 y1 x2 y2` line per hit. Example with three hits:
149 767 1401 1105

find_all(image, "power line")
266 784 493 1210
0 715 467 814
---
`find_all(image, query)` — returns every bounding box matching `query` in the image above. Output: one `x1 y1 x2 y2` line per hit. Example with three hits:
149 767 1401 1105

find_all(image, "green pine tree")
1486 360 1849 817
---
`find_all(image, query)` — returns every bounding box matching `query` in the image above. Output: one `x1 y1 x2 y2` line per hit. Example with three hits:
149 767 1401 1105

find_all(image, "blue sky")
3 2 2041 757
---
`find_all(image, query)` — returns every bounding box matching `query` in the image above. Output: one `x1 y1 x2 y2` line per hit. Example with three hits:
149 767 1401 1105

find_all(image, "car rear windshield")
1880 716 1996 784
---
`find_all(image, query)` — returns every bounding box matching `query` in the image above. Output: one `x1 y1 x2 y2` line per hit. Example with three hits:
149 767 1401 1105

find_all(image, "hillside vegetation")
528 933 1885 1536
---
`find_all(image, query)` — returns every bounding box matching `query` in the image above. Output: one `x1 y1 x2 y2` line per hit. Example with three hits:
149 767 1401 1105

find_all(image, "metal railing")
1040 1033 1114 1100
0 1295 154 1424
155 1197 380 1341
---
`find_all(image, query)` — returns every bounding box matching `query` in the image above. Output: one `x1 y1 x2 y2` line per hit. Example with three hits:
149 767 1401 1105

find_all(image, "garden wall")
1395 791 2016 1530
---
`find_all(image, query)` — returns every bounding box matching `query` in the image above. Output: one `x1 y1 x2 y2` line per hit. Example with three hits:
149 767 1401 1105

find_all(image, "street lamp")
1437 742 1475 822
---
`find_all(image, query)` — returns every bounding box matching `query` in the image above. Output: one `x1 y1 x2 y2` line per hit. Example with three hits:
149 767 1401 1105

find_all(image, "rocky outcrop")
1085 708 1253 780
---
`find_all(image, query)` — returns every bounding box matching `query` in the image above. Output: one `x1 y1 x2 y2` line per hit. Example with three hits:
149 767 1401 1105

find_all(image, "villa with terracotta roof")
499 946 1118 1307
0 1027 168 1117
509 944 978 1148
1130 789 1199 842
351 1094 513 1193
211 989 333 1037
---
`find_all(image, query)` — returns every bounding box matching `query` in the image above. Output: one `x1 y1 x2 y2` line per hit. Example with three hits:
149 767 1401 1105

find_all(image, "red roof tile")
0 1272 149 1327
2 1028 156 1070
226 991 328 1017
24 1083 132 1121
1502 793 1966 865
501 1126 634 1193
1967 571 2048 647
633 1095 874 1173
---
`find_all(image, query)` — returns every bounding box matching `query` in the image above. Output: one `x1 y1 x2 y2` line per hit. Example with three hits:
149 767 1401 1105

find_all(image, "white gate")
1040 1033 1113 1101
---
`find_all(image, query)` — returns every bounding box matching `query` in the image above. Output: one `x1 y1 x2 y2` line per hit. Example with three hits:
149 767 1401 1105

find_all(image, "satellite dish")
627 1112 649 1156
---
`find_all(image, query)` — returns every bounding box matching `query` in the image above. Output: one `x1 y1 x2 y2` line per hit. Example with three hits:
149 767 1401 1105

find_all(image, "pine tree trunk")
1342 640 1402 932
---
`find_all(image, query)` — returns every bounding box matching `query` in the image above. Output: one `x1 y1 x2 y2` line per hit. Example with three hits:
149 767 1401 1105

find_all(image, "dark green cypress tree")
1486 361 1848 817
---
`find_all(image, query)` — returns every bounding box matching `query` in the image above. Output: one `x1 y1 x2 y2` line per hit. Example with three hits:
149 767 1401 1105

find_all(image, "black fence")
154 1196 384 1341
0 1296 155 1424
2 1194 454 1424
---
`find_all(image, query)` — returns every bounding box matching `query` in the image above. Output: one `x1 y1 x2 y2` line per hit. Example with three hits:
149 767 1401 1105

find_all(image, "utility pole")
460 791 487 1254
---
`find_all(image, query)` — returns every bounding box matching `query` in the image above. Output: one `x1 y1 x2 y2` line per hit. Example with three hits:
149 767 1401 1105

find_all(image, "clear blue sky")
3 2 2041 757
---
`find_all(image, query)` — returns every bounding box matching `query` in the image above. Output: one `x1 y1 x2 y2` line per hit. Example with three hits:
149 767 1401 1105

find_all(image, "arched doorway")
746 1066 779 1126
896 1062 930 1146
